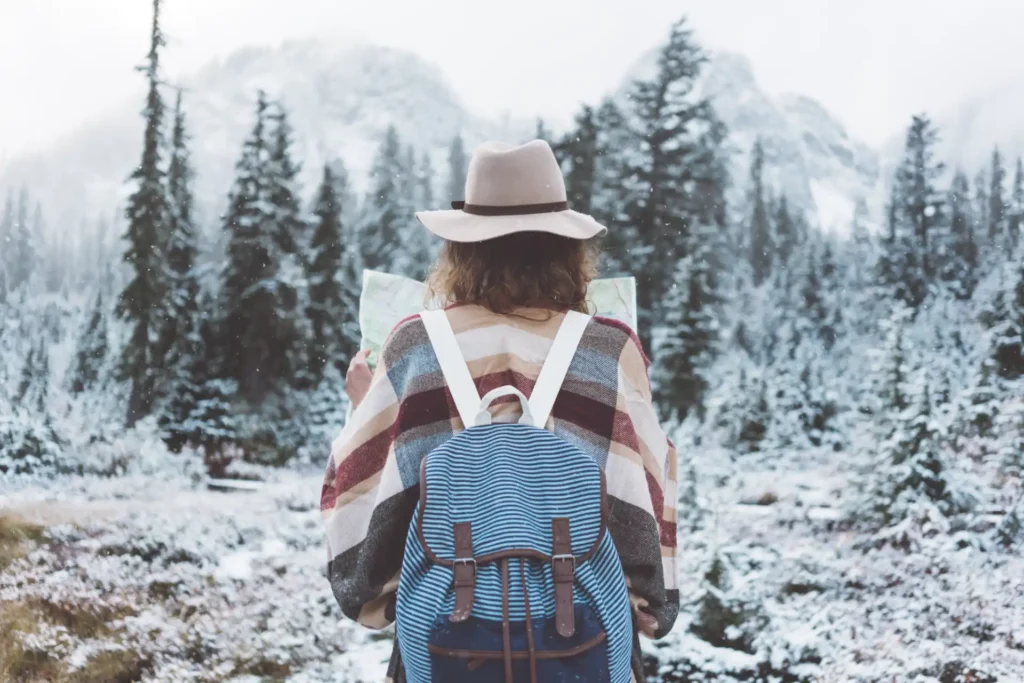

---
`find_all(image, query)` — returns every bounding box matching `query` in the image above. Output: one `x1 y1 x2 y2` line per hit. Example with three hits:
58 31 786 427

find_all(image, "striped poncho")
320 304 679 681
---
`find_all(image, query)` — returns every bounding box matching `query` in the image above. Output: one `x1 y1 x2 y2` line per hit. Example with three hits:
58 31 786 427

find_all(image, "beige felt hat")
415 139 608 243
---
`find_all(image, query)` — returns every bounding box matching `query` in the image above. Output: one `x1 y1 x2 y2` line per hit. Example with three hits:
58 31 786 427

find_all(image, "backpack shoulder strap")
420 309 481 429
529 310 591 429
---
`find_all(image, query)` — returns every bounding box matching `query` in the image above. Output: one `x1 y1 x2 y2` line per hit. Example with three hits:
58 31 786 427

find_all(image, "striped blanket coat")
320 304 679 681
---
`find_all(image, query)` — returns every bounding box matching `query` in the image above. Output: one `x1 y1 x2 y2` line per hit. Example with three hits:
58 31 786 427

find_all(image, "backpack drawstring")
501 559 513 682
520 560 539 683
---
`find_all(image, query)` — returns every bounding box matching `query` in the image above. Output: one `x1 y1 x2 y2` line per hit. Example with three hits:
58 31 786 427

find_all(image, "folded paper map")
358 269 637 368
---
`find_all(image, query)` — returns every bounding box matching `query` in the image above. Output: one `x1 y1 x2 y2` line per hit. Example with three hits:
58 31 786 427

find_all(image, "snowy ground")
2 451 1022 682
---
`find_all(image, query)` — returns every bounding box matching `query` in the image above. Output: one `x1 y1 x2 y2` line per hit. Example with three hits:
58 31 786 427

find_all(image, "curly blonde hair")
427 233 599 315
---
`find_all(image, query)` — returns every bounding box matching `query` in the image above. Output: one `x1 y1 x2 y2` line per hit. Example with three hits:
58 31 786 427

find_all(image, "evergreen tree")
1009 157 1024 250
773 194 798 269
116 0 171 425
160 301 237 454
70 291 109 394
622 17 729 352
560 105 599 216
945 170 979 299
973 168 990 249
652 221 722 422
307 163 348 380
17 337 50 414
399 145 432 280
590 99 637 277
446 133 469 205
867 376 963 526
988 147 1007 245
416 151 435 210
159 89 201 394
4 189 37 291
218 91 303 404
748 139 772 285
360 126 407 273
882 115 945 308
987 257 1024 380
266 102 308 258
0 193 13 297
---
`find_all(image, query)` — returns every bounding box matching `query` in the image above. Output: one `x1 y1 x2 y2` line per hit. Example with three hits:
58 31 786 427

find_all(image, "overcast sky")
2 0 1023 161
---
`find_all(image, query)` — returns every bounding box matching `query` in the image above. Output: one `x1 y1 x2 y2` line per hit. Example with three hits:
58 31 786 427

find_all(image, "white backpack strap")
529 311 591 429
420 310 481 429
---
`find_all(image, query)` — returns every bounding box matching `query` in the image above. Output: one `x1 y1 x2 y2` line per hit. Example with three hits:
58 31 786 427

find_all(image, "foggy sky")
2 0 1023 162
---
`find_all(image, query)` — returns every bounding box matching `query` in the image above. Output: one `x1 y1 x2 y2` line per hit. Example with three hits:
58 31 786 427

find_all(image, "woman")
321 140 678 682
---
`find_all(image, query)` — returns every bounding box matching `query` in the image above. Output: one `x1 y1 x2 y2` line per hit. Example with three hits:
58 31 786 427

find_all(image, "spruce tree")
622 17 729 352
652 221 722 422
17 337 50 414
864 370 971 529
883 115 945 309
116 0 171 425
1009 157 1024 250
560 104 599 216
159 89 201 393
307 163 347 380
988 147 1007 245
773 194 798 269
590 99 637 277
360 126 407 273
973 168 990 248
70 291 109 394
160 299 237 454
218 91 303 404
398 145 432 280
748 139 772 285
945 170 978 299
446 133 468 205
987 257 1024 380
5 189 37 291
417 152 435 210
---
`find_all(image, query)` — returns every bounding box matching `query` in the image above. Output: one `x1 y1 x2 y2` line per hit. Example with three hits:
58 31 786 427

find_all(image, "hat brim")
415 209 607 243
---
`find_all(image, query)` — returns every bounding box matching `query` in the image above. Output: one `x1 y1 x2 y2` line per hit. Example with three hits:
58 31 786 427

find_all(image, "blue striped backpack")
395 309 635 683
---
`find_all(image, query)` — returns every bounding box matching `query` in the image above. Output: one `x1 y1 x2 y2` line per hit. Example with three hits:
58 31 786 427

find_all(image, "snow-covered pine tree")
446 133 468 205
973 167 990 252
17 336 50 414
560 104 598 216
621 17 729 352
945 170 979 299
70 291 109 395
158 89 202 403
883 115 945 309
0 193 12 296
265 100 311 387
652 220 722 422
116 0 171 426
3 189 38 292
218 91 303 405
590 98 638 278
417 151 435 210
987 253 1024 380
988 147 1007 246
359 126 407 274
748 139 772 286
773 194 799 270
865 373 969 528
307 163 347 380
399 144 433 281
868 304 913 435
1009 157 1024 251
160 300 237 455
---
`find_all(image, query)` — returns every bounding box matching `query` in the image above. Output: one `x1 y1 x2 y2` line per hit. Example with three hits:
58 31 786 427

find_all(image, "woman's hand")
345 349 374 409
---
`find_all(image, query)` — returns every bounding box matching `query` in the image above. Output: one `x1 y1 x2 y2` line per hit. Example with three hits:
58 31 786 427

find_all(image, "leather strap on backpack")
450 522 476 622
551 517 576 638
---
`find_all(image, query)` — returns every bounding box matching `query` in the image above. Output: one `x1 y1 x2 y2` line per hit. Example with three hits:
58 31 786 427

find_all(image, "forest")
1 1 1022 681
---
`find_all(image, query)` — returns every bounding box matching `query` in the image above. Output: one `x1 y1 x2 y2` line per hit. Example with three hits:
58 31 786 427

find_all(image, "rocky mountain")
2 40 885 241
0 39 528 236
618 51 883 233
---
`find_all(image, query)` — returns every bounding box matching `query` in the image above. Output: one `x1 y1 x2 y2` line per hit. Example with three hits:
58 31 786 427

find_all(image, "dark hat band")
451 200 569 216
